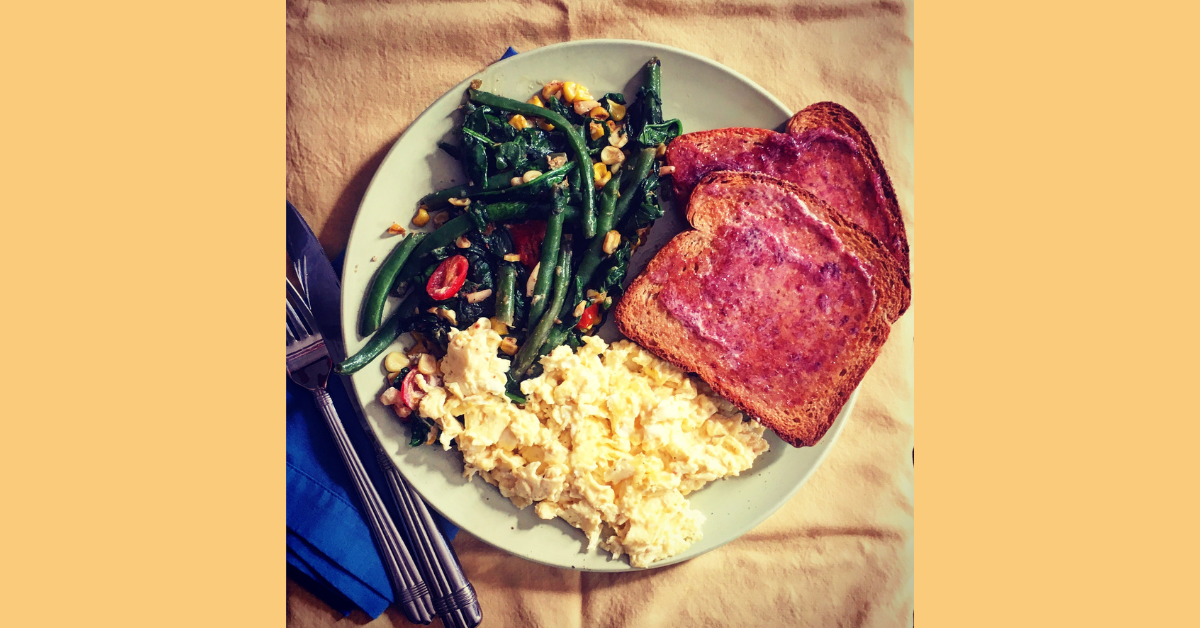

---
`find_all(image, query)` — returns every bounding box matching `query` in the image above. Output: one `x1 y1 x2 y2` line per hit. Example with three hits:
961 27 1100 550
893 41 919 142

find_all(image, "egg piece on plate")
418 318 769 568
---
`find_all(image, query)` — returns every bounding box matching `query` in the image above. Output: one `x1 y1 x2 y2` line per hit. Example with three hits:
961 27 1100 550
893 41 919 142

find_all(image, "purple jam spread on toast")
669 128 902 260
655 192 876 398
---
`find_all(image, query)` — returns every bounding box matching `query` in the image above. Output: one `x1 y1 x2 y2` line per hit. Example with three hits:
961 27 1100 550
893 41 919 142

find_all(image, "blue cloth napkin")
287 282 457 619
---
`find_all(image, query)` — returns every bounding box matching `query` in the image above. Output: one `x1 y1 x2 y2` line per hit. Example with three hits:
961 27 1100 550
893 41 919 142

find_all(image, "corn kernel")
537 119 555 131
511 176 524 187
508 114 530 130
589 121 604 141
489 317 509 335
499 337 519 356
588 106 609 121
417 353 438 375
602 230 621 255
527 95 544 107
562 81 580 102
435 308 457 325
521 170 543 183
606 120 619 133
383 351 408 373
503 253 521 262
412 207 430 227
576 86 593 102
573 99 600 115
386 371 401 385
593 162 611 188
609 130 628 149
600 146 625 166
609 102 626 121
542 81 564 99
387 222 405 235
447 197 470 207
455 235 471 248
432 211 449 227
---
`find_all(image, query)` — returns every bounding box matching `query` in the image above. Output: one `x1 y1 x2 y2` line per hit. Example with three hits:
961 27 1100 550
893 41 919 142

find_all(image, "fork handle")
378 450 483 628
312 388 435 625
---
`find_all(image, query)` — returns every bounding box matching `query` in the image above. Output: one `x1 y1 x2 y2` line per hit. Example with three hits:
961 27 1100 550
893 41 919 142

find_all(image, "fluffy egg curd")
416 318 770 568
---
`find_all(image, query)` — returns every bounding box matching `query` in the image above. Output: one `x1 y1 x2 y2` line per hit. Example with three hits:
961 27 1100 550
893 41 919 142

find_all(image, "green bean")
390 214 473 291
538 325 569 357
532 204 579 223
495 264 517 326
612 147 658 225
468 89 597 238
337 289 425 374
467 162 574 204
421 162 574 212
511 243 572 378
359 232 426 336
568 168 582 204
481 201 536 223
646 58 661 99
526 192 569 325
420 171 513 210
565 174 621 318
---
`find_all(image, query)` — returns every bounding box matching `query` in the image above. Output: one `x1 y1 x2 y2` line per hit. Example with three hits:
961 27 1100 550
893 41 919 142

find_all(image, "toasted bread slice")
784 102 909 275
616 171 903 447
664 103 910 300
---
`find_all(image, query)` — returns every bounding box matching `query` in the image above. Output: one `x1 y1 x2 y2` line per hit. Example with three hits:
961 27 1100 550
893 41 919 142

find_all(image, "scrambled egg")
418 318 769 568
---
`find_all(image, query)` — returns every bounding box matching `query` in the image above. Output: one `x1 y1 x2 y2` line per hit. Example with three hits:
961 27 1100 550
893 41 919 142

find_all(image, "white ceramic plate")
340 40 856 571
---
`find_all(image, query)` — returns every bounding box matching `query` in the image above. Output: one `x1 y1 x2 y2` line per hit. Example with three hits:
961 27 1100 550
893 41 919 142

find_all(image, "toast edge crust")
786 101 911 291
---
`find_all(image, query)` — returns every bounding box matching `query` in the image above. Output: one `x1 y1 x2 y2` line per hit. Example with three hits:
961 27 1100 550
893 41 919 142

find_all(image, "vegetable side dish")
340 59 682 437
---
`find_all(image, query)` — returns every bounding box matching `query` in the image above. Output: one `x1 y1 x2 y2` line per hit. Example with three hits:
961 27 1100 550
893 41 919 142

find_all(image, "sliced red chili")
506 220 547 268
577 303 601 331
426 255 469 301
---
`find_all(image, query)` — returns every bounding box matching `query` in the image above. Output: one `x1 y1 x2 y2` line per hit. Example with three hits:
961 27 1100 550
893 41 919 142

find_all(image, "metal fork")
286 279 434 625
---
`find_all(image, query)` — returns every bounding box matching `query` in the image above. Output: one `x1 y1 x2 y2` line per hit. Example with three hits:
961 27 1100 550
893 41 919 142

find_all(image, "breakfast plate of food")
337 40 909 571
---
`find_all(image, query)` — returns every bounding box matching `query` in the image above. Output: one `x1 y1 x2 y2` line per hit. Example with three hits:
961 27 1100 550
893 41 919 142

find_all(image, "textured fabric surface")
286 1 913 626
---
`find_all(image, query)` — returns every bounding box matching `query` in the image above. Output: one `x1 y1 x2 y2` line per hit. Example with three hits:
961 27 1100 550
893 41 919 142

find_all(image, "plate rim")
339 38 856 571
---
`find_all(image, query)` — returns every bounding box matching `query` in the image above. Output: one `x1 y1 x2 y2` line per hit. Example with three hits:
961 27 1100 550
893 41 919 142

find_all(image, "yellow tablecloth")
286 1 913 625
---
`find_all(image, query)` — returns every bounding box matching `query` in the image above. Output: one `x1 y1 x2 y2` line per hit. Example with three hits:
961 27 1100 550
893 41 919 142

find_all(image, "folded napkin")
286 256 457 619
